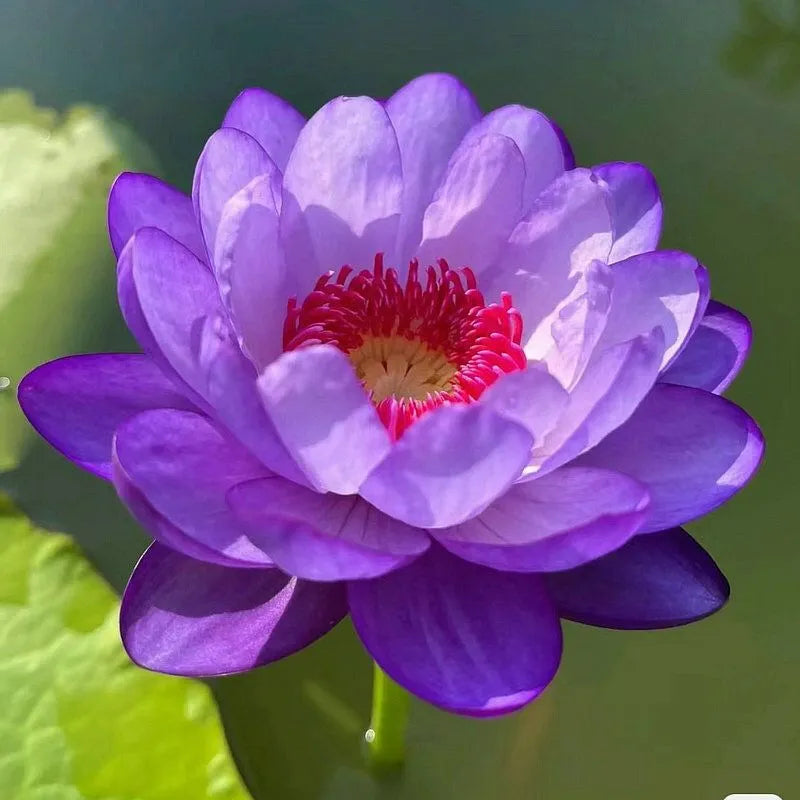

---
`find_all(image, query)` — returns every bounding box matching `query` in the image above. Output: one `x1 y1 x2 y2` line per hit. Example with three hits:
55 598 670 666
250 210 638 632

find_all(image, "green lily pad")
0 495 252 800
0 90 155 472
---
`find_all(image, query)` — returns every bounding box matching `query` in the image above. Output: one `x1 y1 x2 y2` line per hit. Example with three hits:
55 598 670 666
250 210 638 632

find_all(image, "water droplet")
364 728 376 744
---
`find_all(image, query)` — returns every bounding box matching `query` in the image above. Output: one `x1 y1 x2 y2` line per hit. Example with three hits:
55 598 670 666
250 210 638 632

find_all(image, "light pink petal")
386 73 481 262
192 127 276 258
359 404 533 529
222 87 305 170
459 104 574 212
281 96 403 288
416 134 525 274
213 174 287 368
594 162 663 262
258 344 391 495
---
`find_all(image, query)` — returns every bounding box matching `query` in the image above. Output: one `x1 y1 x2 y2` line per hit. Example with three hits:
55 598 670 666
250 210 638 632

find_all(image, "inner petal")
283 254 526 438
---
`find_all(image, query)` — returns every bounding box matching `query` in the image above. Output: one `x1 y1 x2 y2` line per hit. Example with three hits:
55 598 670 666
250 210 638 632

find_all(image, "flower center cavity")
283 255 525 439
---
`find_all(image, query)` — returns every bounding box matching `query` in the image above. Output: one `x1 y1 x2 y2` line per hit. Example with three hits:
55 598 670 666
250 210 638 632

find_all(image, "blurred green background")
0 0 797 797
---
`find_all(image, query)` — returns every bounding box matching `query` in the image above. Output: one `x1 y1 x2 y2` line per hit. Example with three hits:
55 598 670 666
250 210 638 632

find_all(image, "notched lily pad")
0 495 251 799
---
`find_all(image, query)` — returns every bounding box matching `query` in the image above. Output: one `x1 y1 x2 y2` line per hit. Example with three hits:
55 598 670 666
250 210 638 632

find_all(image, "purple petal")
660 300 752 394
108 172 205 261
192 127 276 258
121 543 346 676
479 365 569 444
281 96 403 286
359 404 533 528
601 249 709 369
258 345 391 495
533 327 665 475
435 466 649 572
386 73 481 262
228 477 430 581
546 527 729 629
416 134 525 274
18 354 194 480
348 545 562 716
576 384 764 532
459 104 574 212
488 168 613 355
125 228 305 483
213 173 287 368
593 162 663 262
113 408 272 566
222 87 305 170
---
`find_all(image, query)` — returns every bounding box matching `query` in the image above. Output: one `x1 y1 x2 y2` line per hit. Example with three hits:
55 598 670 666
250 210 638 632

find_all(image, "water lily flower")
19 74 763 719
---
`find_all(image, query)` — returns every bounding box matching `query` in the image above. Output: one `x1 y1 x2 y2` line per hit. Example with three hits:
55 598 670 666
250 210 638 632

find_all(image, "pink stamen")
283 254 526 438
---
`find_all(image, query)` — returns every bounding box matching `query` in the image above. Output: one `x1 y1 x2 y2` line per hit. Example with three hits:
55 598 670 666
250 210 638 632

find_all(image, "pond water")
1 0 798 797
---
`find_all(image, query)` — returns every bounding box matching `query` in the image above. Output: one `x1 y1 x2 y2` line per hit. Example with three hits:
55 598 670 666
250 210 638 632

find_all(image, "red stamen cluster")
283 254 526 439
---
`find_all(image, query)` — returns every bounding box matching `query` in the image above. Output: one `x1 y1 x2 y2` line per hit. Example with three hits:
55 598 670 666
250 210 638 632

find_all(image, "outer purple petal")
222 87 305 170
488 168 614 355
112 409 272 566
576 384 764 532
386 73 481 262
546 527 730 629
127 228 305 483
359 404 534 529
531 327 665 475
479 365 569 445
213 173 287 368
192 127 276 258
593 162 663 262
416 134 525 274
601 249 709 369
281 96 403 287
660 300 752 394
459 104 574 212
434 466 649 572
258 345 391 495
348 545 562 716
121 543 346 676
228 477 430 581
108 172 205 261
18 354 195 480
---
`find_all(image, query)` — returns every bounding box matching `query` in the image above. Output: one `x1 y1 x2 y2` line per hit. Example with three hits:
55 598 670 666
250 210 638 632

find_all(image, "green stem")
365 662 410 775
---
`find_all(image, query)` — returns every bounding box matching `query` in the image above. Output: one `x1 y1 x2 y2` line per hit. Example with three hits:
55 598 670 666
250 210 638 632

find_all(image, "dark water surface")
1 1 798 797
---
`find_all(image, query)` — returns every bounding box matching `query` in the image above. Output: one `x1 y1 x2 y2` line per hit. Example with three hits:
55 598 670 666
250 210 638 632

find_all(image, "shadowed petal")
546 527 730 629
108 172 205 260
113 409 272 566
121 543 346 676
281 96 403 287
601 249 709 369
359 404 533 528
459 104 574 212
193 127 277 258
222 87 305 170
660 300 752 394
228 477 430 581
386 73 481 261
487 168 613 356
258 345 391 495
416 133 525 274
18 354 195 480
214 173 287 368
576 384 764 532
435 466 649 572
348 545 562 716
594 162 662 262
480 365 569 445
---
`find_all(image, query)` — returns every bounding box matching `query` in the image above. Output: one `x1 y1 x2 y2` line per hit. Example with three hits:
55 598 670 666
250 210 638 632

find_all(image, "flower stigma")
283 254 526 439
